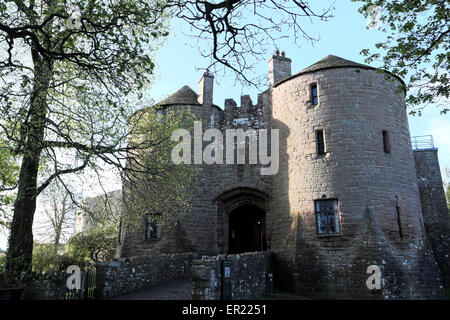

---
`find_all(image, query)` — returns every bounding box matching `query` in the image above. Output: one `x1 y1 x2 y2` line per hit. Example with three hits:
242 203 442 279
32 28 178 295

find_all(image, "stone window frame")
144 213 162 241
314 127 327 157
314 198 342 237
308 82 319 107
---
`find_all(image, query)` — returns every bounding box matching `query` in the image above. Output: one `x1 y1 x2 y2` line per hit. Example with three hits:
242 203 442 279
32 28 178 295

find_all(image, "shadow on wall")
267 116 297 292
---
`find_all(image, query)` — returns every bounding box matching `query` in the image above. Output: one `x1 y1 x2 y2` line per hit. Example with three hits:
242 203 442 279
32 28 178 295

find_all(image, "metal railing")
411 135 435 150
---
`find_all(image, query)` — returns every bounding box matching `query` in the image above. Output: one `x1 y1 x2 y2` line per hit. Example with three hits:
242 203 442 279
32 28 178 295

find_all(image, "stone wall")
119 53 447 299
192 251 273 300
120 90 273 257
270 66 444 298
95 252 199 299
413 149 450 288
16 271 68 300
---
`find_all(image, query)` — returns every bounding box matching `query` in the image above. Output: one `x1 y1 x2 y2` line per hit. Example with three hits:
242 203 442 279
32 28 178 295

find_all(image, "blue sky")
148 0 449 183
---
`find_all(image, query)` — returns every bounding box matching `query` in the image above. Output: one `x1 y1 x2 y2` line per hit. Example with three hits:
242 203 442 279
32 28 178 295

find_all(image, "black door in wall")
228 204 267 254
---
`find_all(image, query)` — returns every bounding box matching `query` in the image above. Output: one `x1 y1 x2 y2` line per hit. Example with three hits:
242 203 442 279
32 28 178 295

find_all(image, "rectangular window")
316 129 325 156
315 199 340 235
145 214 161 240
383 130 390 153
310 83 318 105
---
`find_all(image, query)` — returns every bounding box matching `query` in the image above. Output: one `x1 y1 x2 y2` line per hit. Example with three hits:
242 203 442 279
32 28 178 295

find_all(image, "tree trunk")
5 51 52 279
53 227 61 256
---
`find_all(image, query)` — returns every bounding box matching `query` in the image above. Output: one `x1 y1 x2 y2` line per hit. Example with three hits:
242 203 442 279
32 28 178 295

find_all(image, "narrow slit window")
118 218 123 244
316 129 325 156
396 206 403 239
210 111 215 128
383 130 390 153
311 83 318 105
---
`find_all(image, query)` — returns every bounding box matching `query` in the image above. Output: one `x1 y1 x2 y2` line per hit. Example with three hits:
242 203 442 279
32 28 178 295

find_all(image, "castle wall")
413 149 450 288
121 95 273 257
270 67 443 298
119 55 447 299
192 251 273 300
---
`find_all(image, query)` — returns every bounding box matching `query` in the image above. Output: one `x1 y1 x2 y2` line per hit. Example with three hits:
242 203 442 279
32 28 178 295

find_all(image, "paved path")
109 279 192 300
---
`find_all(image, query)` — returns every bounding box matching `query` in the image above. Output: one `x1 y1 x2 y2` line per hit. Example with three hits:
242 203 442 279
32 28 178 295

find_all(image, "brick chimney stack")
268 51 292 86
198 70 214 106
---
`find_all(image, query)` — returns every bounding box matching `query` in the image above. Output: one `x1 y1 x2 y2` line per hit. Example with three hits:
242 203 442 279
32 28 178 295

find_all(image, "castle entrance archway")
215 188 269 254
228 204 266 253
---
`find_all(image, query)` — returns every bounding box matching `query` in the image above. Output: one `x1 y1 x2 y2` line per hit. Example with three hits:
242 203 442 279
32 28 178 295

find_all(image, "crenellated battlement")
219 94 267 130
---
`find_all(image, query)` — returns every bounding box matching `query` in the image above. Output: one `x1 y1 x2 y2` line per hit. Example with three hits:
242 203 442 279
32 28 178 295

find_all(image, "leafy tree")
0 251 5 267
1 0 170 278
0 0 335 279
31 242 84 271
34 180 75 255
354 0 449 114
0 145 19 228
66 225 117 265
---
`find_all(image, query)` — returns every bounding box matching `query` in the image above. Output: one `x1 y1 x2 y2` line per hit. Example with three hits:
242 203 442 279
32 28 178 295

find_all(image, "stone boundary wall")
8 271 69 300
95 252 200 299
192 251 273 300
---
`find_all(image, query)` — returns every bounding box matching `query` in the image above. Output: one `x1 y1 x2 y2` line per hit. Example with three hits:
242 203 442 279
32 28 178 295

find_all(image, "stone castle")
117 53 450 299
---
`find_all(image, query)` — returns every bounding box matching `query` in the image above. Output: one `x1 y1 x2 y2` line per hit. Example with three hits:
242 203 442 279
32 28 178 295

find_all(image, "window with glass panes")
315 199 340 235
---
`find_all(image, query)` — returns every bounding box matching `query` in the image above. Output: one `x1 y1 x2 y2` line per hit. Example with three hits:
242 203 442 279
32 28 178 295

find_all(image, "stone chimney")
268 51 292 86
198 70 214 106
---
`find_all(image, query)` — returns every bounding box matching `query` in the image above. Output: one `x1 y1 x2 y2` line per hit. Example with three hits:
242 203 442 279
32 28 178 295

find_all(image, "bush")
0 252 5 267
65 225 117 264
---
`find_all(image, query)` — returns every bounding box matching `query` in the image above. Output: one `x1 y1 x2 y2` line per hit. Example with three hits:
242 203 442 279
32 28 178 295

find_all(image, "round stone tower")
269 54 443 299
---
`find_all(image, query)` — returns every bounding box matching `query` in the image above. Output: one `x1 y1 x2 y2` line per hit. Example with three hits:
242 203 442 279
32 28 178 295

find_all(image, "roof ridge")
273 54 405 90
158 85 201 106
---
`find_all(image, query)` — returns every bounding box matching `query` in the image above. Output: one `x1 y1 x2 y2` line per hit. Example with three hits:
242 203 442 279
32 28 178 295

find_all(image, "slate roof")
157 85 201 106
299 55 369 74
274 54 405 89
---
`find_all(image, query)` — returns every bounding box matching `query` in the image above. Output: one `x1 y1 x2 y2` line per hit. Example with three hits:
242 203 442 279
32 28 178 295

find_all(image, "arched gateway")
215 188 269 254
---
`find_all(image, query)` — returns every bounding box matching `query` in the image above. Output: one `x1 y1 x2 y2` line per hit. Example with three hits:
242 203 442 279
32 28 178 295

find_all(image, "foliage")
65 225 118 265
31 243 78 272
123 106 199 227
0 0 170 276
36 180 75 251
0 252 5 267
1 0 170 197
0 0 335 277
0 145 18 228
354 0 449 114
